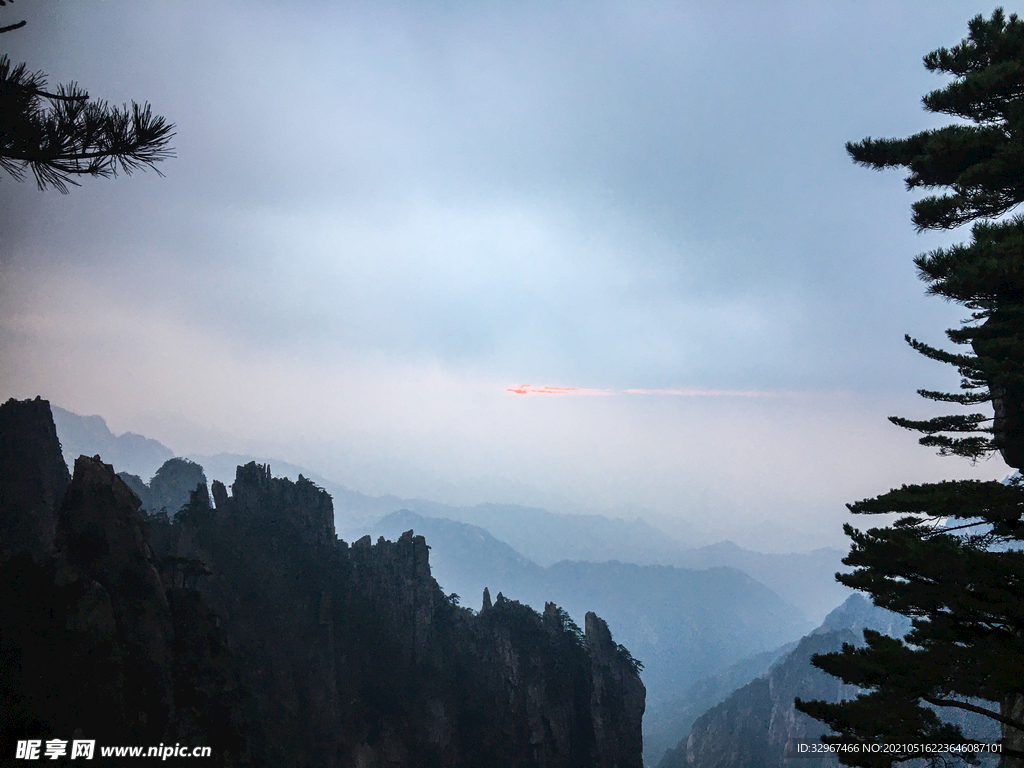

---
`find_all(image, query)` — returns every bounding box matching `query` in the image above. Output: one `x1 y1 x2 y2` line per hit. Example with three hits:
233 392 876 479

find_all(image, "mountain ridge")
2 396 646 767
370 506 814 764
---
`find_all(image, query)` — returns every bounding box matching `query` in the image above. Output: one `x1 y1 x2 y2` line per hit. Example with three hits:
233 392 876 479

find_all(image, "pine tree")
0 6 174 193
794 9 1024 767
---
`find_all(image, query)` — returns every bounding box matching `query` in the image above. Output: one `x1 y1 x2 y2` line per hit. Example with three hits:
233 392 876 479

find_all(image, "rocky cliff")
660 596 897 768
663 630 861 768
0 396 70 561
657 595 999 768
373 509 812 712
2 464 244 765
0 397 644 767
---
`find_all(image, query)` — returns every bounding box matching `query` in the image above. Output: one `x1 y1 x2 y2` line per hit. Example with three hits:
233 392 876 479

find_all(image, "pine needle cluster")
0 25 174 193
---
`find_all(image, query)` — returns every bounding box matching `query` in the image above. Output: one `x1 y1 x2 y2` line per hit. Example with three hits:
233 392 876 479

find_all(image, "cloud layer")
0 1 1010 550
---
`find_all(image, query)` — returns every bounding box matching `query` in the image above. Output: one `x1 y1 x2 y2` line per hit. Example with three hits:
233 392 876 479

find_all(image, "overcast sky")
0 1 1015 551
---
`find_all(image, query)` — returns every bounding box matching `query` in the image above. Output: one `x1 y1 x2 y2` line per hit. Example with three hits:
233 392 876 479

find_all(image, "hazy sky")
1 1 1014 551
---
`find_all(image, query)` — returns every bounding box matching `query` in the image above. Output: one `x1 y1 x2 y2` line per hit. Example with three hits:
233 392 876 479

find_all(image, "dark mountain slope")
156 464 646 767
1 397 645 768
643 642 797 767
374 510 812 703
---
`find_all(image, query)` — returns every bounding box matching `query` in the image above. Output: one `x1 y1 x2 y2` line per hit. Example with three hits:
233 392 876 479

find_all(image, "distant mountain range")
373 500 688 567
658 594 912 768
671 542 850 624
52 406 173 479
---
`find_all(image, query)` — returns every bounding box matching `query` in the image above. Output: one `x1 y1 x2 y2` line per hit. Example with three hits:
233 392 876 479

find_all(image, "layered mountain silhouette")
2 397 645 767
51 405 173 480
372 509 816 767
49 406 849 623
642 642 797 764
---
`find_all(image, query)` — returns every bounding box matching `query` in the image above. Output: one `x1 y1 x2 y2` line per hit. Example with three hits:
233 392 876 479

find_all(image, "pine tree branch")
3 148 171 164
24 86 87 102
917 434 995 460
917 389 991 405
890 414 991 434
906 336 981 369
1 77 89 101
0 55 175 192
920 520 990 537
0 20 25 34
921 697 1024 733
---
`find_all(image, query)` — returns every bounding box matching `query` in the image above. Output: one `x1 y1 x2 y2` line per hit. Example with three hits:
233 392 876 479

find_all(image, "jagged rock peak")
0 396 72 561
586 611 647 766
232 460 273 495
222 460 336 546
57 455 162 603
189 482 211 511
210 478 228 510
585 610 614 649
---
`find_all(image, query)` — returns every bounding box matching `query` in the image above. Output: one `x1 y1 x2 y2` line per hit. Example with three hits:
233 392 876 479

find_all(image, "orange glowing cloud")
506 384 613 396
507 385 798 397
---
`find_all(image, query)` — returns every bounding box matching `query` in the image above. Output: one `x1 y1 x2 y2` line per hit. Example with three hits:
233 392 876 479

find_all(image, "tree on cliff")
0 4 174 193
795 9 1024 766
